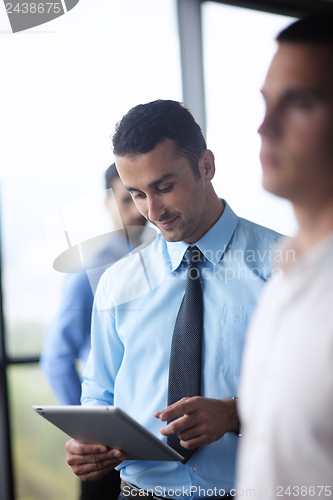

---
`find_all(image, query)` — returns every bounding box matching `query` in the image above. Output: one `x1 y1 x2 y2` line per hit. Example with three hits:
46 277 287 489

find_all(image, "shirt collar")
166 200 238 271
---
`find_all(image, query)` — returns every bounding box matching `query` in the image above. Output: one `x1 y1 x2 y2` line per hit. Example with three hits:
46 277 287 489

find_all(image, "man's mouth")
156 216 179 230
260 150 281 170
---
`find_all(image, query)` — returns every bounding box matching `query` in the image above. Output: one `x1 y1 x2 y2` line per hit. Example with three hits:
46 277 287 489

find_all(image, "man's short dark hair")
105 163 120 192
112 100 207 179
277 14 333 47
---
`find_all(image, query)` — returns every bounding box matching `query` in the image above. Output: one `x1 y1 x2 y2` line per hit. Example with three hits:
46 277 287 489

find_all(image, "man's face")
259 42 333 206
105 176 146 236
115 139 210 243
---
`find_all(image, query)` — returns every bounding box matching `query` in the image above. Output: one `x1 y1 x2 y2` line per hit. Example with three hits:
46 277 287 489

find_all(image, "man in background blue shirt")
66 100 281 499
40 163 146 500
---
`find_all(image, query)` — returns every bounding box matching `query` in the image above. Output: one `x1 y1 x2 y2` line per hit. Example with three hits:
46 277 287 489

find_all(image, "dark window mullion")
0 187 15 500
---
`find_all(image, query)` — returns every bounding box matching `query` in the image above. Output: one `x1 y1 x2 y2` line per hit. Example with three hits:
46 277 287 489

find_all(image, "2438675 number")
277 486 332 497
5 3 61 14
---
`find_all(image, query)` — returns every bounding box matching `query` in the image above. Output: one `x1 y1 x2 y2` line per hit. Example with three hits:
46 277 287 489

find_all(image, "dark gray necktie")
167 246 203 464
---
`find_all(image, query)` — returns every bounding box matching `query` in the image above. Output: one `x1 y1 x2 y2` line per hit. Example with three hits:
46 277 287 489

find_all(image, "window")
202 1 297 236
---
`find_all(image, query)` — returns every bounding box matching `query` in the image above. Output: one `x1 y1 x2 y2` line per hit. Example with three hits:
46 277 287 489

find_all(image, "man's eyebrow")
261 86 325 100
124 173 174 192
285 87 325 99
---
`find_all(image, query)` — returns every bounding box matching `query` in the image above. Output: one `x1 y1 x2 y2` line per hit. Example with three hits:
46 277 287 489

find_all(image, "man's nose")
147 195 166 222
258 107 282 138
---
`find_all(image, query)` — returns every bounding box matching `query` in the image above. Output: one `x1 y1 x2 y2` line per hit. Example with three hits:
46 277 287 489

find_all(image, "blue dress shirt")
40 232 138 405
82 201 281 498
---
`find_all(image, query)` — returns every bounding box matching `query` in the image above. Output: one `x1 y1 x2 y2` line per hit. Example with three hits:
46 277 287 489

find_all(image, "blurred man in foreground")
41 163 146 500
236 15 333 499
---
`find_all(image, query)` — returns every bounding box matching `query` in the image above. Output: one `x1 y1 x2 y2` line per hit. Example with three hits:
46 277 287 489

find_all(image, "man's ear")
199 149 215 182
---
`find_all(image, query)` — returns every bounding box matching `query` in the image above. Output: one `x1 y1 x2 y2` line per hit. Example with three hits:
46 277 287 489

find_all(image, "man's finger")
179 435 207 449
70 456 122 474
67 451 123 467
160 413 201 436
66 438 109 456
66 439 125 461
157 397 198 422
72 460 122 482
178 423 207 442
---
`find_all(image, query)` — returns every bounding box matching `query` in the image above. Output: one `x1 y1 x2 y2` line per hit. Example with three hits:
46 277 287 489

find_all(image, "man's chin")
159 228 181 242
262 178 291 200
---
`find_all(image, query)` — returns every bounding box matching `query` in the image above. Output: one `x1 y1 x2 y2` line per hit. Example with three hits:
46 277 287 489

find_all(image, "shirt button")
194 464 198 473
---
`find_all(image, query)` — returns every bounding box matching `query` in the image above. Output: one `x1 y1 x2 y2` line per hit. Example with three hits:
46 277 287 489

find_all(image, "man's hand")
65 439 126 482
154 397 239 449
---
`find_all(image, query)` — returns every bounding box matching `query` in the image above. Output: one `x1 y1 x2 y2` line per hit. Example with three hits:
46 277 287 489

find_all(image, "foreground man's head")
259 15 333 213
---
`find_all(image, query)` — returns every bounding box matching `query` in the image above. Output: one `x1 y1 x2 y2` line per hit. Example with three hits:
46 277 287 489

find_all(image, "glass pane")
202 2 297 236
7 364 79 500
0 0 181 359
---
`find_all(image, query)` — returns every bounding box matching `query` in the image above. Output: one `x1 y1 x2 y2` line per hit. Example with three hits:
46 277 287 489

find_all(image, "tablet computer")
33 405 183 462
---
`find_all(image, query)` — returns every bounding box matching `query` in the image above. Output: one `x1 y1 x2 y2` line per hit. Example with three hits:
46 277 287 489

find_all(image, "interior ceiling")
206 0 333 18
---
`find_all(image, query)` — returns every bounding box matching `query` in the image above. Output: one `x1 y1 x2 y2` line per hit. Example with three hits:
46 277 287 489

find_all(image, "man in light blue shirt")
66 100 281 499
